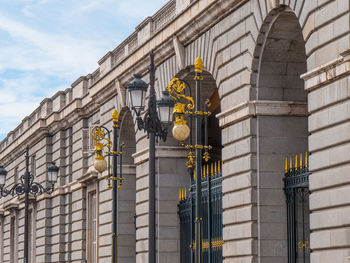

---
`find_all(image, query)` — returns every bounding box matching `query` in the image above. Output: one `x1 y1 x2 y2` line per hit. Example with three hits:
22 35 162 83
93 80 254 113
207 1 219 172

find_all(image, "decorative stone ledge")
216 100 308 128
132 146 188 165
3 197 19 211
78 166 99 186
0 164 137 211
301 49 350 91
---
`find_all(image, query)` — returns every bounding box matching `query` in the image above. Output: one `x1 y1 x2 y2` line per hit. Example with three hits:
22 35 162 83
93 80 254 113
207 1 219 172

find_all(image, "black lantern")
0 146 60 263
47 162 59 185
0 165 7 188
156 90 175 124
126 74 148 116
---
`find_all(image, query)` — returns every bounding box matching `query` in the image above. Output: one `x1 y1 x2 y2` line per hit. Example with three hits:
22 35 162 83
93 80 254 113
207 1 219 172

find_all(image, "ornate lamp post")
167 57 212 263
91 110 125 263
126 51 175 263
0 146 59 263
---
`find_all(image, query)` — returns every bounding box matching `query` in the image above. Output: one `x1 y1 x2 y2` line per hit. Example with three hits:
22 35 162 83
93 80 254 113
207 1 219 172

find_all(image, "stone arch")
252 6 307 101
251 6 308 262
117 107 137 263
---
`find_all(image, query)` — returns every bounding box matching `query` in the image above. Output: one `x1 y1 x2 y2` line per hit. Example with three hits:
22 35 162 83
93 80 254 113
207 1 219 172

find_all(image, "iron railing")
178 161 223 263
284 153 310 263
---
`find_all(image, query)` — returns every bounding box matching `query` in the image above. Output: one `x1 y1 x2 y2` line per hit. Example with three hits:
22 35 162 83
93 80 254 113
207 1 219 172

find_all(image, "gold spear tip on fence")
179 189 182 201
218 161 221 173
285 157 288 173
300 153 303 169
305 152 308 168
289 156 292 172
295 154 298 170
184 188 187 199
206 164 209 178
214 161 217 174
211 163 213 176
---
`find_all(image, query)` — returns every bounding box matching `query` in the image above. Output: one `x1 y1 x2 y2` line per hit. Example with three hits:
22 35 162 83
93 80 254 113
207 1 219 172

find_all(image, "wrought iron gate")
284 153 310 263
178 161 223 263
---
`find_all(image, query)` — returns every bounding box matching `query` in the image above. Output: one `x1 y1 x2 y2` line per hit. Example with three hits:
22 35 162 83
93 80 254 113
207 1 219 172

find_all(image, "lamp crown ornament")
194 57 203 73
112 109 119 122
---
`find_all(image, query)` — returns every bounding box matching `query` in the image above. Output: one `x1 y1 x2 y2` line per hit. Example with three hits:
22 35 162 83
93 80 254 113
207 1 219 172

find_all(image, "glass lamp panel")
158 105 174 124
158 106 168 123
130 89 144 110
168 105 174 122
0 166 7 187
47 169 58 184
48 170 53 183
0 173 5 186
52 169 58 183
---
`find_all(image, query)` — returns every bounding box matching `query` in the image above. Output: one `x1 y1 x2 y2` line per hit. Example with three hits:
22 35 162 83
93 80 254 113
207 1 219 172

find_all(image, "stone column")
133 145 188 263
302 50 350 262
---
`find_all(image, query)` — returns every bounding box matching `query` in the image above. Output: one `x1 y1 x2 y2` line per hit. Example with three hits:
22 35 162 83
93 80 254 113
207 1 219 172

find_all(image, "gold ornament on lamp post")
167 57 214 263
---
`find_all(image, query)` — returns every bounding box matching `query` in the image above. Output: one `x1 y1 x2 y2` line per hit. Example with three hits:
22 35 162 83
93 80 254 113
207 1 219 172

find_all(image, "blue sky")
0 0 169 141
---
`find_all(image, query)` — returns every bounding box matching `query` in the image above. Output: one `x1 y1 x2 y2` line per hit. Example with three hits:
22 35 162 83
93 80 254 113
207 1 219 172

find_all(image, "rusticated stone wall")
0 0 350 262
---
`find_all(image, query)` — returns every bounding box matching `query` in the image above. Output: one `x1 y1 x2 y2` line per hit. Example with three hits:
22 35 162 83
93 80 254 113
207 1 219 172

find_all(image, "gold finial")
194 57 203 73
181 189 184 201
295 155 298 170
305 152 308 168
214 161 217 174
218 161 221 173
300 153 303 169
184 188 187 199
290 157 292 172
194 168 196 181
112 109 119 122
211 163 213 176
179 189 181 201
206 164 209 178
285 158 288 173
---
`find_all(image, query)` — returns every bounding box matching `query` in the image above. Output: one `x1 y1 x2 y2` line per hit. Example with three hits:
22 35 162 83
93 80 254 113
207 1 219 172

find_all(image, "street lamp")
90 110 125 263
0 146 59 263
126 51 174 263
167 57 212 263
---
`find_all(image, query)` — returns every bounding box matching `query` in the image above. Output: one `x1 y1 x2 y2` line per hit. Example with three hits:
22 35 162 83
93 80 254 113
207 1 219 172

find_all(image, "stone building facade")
0 0 350 262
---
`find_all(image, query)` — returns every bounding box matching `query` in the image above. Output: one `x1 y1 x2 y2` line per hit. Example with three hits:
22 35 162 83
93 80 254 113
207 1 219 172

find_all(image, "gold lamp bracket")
167 78 195 110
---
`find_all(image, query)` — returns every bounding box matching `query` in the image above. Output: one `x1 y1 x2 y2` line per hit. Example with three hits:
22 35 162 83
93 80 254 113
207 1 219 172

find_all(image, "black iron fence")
178 161 223 263
284 153 310 263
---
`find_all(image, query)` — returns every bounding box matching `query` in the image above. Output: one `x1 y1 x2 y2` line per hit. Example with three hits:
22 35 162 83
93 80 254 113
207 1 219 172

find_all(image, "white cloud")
0 0 169 141
0 13 107 76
